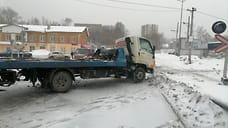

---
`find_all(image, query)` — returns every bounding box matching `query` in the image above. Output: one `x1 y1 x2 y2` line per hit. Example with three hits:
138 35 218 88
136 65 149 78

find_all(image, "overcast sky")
1 0 227 39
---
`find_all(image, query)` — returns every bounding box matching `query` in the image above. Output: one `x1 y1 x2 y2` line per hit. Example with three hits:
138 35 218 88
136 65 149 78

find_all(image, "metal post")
223 51 228 78
222 50 228 84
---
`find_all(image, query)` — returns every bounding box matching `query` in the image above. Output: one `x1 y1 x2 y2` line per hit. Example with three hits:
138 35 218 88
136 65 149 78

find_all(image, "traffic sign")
215 34 228 53
212 21 226 34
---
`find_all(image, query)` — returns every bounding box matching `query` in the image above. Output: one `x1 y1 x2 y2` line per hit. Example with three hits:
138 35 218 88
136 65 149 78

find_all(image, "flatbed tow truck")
0 36 155 92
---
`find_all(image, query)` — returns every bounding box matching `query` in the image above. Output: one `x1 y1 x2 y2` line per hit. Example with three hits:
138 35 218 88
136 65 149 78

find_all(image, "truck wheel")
50 71 72 92
133 67 145 82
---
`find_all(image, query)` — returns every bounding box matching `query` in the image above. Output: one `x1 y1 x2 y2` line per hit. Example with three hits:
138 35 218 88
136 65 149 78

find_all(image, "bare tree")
61 18 73 26
114 22 128 39
88 26 102 45
41 16 49 25
100 22 128 46
0 7 20 24
87 22 128 47
144 32 165 50
196 26 213 43
18 19 29 25
30 17 40 25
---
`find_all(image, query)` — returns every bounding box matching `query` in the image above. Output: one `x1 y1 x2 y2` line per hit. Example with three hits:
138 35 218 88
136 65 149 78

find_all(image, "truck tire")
133 67 145 82
50 71 72 92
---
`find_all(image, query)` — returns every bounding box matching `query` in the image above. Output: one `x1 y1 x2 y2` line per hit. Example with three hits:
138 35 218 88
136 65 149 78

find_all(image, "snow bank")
156 53 224 71
148 73 227 128
156 52 228 111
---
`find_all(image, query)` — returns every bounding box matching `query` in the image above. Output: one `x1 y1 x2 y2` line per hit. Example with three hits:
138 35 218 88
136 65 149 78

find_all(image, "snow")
0 78 180 128
22 25 87 33
0 24 7 28
0 41 22 45
50 90 176 128
0 49 228 128
0 24 87 33
156 52 224 71
156 51 228 127
156 52 228 108
148 73 227 128
32 49 50 58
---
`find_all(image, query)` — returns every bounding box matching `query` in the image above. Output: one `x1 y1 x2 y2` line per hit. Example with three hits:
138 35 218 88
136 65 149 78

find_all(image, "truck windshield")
139 38 153 53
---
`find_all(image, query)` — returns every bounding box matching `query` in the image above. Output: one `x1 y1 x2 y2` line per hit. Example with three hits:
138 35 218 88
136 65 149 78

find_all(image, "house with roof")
0 24 88 53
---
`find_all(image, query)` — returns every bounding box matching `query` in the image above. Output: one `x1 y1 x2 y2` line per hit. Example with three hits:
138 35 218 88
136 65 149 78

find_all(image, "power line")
107 0 180 10
75 0 227 22
107 0 227 22
196 10 228 22
74 0 179 12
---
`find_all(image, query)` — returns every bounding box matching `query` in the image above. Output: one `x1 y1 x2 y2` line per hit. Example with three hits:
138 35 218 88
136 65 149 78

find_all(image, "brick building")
0 24 88 53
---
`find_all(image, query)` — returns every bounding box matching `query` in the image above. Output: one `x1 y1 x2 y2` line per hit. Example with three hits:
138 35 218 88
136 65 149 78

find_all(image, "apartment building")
141 24 158 37
0 24 88 53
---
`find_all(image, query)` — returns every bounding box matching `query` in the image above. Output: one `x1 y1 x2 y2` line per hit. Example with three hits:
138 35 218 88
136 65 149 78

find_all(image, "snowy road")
0 78 180 128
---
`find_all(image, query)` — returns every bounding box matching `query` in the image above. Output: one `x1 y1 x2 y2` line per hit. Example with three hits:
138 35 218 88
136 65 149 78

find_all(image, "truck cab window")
139 38 153 53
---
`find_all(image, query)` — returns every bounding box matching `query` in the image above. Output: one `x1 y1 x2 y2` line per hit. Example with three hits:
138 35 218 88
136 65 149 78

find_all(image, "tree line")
88 22 128 47
0 7 73 26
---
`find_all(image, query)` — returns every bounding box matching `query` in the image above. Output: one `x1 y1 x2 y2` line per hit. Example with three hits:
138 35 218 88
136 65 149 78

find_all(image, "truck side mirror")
152 46 155 59
125 37 134 62
125 37 131 44
153 46 156 51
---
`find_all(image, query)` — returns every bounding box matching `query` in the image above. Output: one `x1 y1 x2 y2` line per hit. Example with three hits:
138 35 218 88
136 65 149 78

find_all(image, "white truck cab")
115 36 155 81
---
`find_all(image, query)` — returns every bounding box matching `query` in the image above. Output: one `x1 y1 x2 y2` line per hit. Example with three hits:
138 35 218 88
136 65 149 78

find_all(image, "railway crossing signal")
214 34 228 53
212 21 228 85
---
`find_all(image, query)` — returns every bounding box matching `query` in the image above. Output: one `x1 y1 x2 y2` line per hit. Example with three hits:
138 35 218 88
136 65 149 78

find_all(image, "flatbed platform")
0 48 126 69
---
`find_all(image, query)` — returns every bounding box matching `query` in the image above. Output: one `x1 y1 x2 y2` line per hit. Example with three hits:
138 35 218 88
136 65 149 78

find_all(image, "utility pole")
187 7 196 64
176 22 179 53
171 22 179 53
177 0 185 56
186 16 191 64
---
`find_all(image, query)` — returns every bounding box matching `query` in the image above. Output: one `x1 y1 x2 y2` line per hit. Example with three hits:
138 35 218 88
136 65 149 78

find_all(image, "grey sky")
1 0 227 39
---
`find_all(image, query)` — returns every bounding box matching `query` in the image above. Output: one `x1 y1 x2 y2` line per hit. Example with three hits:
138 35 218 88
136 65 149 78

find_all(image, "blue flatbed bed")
0 48 127 69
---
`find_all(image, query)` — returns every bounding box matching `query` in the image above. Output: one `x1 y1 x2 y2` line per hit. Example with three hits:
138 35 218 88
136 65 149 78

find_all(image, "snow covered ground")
156 50 228 127
156 51 228 109
0 50 228 128
0 78 180 128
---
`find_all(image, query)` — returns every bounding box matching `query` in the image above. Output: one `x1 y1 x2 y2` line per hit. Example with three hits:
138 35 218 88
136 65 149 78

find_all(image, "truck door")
138 38 155 69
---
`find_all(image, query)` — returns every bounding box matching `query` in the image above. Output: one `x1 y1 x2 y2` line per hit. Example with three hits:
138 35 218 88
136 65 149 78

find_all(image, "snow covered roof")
22 25 87 33
0 24 7 30
0 24 87 33
0 24 7 27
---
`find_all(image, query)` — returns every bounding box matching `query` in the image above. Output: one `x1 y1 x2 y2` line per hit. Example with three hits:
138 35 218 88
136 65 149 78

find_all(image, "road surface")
0 77 180 128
